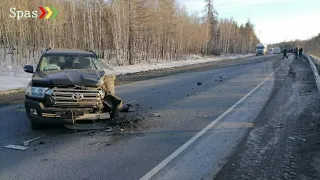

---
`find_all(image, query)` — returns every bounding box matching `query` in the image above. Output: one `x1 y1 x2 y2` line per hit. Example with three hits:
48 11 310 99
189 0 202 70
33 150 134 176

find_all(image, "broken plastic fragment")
4 145 29 151
23 135 44 147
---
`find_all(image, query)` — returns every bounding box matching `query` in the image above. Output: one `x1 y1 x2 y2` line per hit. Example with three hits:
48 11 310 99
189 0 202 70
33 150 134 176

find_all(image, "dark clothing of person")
299 48 303 57
294 48 298 59
283 49 288 59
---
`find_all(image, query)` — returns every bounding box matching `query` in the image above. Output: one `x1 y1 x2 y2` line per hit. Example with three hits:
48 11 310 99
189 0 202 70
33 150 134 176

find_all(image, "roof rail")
41 47 51 54
87 49 98 58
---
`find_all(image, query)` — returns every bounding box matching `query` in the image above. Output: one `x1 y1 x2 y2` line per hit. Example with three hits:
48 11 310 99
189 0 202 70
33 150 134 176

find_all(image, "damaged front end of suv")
23 49 122 129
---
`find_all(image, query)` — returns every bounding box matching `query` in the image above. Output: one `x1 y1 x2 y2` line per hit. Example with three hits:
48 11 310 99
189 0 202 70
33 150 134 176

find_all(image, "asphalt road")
0 54 319 180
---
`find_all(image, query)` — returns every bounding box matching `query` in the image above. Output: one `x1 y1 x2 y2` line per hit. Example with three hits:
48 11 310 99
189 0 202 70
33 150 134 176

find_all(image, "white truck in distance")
256 43 268 56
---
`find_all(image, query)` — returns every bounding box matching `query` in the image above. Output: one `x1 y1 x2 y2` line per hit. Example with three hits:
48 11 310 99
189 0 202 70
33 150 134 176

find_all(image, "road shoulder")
215 57 320 180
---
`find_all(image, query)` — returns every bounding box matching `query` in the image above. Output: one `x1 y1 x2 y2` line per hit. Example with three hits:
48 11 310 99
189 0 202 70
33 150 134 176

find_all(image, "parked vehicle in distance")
274 47 281 54
256 43 268 56
268 48 274 54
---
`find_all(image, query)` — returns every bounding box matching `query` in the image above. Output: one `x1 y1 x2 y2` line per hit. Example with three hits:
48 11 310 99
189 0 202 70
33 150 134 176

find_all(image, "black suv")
24 49 117 129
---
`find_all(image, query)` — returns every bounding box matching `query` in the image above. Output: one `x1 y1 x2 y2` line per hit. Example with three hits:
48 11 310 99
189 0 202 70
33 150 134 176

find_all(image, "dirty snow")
104 54 254 75
0 54 253 92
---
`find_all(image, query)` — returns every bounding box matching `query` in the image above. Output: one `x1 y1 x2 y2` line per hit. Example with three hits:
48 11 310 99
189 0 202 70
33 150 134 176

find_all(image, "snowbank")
0 54 253 92
104 54 254 75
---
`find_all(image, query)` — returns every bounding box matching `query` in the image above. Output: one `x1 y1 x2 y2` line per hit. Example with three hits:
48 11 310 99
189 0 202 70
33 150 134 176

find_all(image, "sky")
177 0 320 44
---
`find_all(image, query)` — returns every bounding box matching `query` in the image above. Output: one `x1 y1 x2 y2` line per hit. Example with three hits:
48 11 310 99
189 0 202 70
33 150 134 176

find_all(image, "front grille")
51 88 102 108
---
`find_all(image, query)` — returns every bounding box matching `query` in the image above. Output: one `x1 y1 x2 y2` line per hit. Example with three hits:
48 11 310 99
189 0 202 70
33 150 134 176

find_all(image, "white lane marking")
124 72 225 104
0 104 23 111
140 60 288 180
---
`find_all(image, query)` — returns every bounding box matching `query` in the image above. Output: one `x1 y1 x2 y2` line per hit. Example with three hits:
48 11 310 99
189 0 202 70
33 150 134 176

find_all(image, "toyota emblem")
72 93 84 101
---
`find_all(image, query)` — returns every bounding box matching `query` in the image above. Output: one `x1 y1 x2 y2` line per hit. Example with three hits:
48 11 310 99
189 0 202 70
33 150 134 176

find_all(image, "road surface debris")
64 123 111 131
199 115 208 118
148 113 161 117
4 145 29 151
23 135 44 147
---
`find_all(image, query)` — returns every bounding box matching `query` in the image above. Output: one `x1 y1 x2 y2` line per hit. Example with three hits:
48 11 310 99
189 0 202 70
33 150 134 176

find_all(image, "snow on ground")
311 54 320 64
104 54 254 75
0 54 253 92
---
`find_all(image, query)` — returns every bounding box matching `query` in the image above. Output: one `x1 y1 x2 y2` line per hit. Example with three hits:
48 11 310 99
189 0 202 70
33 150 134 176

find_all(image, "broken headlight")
98 78 104 86
25 85 51 99
99 90 105 99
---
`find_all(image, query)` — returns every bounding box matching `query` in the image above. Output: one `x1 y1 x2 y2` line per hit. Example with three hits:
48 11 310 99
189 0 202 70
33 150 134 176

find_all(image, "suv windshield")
39 55 103 71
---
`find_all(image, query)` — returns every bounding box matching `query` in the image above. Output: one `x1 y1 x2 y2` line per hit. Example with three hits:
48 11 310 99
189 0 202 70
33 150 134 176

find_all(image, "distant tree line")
270 33 320 57
0 0 260 66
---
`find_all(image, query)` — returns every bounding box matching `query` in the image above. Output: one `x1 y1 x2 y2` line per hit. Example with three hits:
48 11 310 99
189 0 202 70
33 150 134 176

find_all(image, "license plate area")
57 110 85 119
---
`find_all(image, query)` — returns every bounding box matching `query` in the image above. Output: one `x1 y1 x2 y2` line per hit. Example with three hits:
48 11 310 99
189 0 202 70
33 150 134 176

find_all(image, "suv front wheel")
25 107 44 130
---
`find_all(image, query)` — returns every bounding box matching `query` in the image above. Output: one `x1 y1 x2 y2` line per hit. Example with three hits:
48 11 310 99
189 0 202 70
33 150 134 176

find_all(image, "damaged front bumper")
25 98 110 124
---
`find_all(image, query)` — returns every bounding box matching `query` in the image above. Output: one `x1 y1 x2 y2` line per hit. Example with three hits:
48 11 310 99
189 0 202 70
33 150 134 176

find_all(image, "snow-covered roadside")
310 54 320 64
0 75 32 92
105 54 254 75
0 54 253 92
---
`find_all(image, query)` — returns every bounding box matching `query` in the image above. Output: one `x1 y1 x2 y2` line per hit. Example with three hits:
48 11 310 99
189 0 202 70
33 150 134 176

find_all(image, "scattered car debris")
105 127 113 132
120 104 133 113
288 136 306 142
23 135 45 147
64 123 111 131
197 82 203 86
301 138 307 142
40 158 48 162
149 113 161 117
39 141 45 145
108 115 145 129
120 103 140 113
274 125 284 128
4 145 29 151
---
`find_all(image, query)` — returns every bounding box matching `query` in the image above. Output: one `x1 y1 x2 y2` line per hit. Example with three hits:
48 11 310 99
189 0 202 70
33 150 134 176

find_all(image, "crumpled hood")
32 69 105 87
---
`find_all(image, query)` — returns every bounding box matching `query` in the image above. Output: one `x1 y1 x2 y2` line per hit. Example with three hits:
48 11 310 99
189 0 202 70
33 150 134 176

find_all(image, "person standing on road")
283 48 288 59
299 48 303 57
294 48 299 59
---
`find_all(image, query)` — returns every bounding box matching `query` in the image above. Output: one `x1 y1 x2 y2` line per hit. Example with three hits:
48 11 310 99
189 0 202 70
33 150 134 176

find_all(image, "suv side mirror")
24 65 34 73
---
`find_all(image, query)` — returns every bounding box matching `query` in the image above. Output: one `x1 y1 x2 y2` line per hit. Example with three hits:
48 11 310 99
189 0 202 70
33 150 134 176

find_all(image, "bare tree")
0 0 260 67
